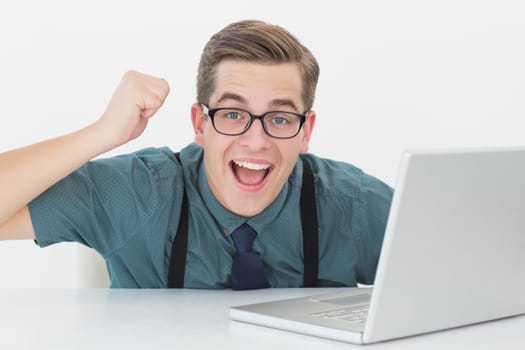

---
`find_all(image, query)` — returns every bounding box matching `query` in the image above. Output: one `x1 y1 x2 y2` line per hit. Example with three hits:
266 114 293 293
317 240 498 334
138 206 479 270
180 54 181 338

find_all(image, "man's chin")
225 197 269 218
229 204 265 218
220 173 280 217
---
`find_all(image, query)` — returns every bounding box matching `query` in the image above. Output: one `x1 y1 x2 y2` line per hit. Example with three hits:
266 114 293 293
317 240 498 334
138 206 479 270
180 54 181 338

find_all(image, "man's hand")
97 71 170 148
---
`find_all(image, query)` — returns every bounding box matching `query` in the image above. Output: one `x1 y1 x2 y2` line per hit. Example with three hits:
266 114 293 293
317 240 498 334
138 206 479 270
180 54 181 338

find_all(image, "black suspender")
167 153 319 288
167 154 189 288
300 155 319 287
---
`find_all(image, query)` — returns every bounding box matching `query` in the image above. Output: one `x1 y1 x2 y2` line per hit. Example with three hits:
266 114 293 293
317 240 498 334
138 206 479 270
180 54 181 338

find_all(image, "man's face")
191 59 316 217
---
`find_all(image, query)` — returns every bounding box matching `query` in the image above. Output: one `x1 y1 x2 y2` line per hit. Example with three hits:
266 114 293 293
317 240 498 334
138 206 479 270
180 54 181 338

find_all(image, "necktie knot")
230 223 257 252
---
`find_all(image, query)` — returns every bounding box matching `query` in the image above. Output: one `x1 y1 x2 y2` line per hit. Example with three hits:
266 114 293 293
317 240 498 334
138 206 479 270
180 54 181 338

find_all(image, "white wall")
1 0 524 287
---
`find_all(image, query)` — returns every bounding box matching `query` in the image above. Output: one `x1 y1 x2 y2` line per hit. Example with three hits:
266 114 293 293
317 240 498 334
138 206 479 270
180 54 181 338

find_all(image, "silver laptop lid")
365 147 525 343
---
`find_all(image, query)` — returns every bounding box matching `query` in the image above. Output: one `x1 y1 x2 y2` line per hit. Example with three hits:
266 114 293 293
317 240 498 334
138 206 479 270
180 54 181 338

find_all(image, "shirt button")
223 227 228 235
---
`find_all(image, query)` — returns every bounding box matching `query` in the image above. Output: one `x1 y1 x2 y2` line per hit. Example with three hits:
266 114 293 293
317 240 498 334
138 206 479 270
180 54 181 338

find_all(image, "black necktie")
230 223 270 290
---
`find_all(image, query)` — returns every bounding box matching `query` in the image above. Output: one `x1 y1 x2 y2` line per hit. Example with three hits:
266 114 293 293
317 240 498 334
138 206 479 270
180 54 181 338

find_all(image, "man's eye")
272 116 290 125
224 111 243 120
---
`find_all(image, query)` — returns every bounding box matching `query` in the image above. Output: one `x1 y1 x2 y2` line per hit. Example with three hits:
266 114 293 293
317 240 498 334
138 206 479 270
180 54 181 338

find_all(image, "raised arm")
0 71 170 240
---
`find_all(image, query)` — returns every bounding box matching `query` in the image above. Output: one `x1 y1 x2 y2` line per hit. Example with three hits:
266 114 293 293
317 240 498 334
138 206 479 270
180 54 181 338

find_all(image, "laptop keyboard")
310 303 369 325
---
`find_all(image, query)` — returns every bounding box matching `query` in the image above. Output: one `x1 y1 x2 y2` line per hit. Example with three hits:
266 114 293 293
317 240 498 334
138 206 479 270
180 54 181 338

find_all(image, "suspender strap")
167 153 188 288
300 155 319 287
167 153 319 288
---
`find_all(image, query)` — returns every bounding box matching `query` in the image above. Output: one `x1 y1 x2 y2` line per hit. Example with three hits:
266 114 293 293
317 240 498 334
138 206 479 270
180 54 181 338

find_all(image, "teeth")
233 160 271 171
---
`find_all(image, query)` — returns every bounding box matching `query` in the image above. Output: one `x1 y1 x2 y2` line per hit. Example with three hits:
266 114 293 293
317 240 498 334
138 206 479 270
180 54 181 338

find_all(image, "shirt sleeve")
29 148 178 258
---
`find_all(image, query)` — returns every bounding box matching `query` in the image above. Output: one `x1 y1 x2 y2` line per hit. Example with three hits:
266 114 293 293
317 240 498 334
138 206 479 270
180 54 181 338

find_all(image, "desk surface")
1 288 524 349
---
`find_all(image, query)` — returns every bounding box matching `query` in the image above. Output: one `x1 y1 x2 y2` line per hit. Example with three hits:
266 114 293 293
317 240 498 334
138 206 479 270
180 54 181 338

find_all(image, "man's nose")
238 118 271 149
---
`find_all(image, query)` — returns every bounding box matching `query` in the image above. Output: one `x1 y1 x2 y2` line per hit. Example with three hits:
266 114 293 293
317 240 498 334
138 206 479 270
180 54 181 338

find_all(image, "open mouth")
231 160 272 187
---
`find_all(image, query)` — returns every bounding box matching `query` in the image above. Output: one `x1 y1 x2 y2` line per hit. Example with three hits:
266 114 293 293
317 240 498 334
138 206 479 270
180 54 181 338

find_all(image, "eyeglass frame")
200 104 308 139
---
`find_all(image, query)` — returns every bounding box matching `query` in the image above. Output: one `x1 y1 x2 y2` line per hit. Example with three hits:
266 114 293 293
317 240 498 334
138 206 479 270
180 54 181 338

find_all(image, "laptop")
230 147 525 344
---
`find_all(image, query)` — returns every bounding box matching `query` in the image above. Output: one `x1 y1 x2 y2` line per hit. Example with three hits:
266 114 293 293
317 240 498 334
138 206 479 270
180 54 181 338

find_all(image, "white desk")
1 288 524 349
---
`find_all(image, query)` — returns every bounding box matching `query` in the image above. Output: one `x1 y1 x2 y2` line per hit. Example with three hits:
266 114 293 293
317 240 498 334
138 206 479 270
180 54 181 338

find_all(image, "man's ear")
300 111 316 153
191 103 205 146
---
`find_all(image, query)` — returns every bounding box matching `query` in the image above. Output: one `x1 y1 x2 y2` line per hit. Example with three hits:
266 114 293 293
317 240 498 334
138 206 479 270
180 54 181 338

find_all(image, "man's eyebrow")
216 93 246 105
269 99 299 111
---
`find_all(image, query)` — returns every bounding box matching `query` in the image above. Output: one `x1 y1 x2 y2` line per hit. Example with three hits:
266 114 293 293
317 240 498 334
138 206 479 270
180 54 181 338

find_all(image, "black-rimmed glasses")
201 104 306 139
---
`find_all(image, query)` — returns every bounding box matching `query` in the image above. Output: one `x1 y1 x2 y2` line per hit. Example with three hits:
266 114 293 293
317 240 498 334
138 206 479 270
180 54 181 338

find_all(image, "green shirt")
30 143 393 288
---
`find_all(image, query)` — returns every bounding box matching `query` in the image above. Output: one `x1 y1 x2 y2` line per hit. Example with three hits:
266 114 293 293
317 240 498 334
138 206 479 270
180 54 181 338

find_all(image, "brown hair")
197 20 320 111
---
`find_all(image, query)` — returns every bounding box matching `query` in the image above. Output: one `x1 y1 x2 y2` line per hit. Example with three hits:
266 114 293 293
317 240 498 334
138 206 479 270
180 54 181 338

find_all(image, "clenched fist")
98 71 170 148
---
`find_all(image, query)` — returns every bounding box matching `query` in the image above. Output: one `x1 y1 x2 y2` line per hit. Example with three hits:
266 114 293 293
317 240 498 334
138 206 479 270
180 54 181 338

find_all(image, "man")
0 20 393 288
